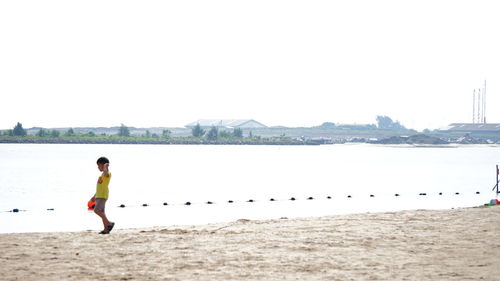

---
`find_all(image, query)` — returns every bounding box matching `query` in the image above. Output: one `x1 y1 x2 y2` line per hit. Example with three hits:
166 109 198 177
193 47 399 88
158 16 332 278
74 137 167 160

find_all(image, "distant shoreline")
1 125 497 145
0 137 319 146
2 122 499 145
0 137 497 146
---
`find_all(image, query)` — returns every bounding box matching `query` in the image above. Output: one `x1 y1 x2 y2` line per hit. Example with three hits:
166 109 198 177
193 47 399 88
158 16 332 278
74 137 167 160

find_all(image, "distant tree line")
317 115 409 131
1 122 255 142
191 123 244 141
1 122 28 136
376 116 407 130
0 117 418 145
1 116 409 139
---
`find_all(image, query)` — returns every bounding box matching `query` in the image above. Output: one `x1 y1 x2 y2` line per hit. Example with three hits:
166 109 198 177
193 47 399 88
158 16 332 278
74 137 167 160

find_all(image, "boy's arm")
90 195 96 202
103 163 110 176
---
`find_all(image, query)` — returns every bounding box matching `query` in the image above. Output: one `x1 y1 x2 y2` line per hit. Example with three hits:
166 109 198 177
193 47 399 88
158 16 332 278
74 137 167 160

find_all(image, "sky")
1 0 499 131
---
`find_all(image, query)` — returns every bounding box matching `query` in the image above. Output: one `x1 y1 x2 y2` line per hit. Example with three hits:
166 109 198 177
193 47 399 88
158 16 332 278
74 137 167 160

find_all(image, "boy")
89 157 115 234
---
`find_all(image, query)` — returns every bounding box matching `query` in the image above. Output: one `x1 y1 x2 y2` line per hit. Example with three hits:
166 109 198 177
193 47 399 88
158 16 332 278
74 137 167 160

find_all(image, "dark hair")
96 157 110 164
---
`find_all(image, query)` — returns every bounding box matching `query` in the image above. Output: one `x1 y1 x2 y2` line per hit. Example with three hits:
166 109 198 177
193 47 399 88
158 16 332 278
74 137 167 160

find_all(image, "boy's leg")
94 199 111 228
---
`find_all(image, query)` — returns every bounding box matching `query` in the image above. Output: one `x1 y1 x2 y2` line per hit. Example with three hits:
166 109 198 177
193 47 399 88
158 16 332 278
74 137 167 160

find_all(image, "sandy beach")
1 206 500 281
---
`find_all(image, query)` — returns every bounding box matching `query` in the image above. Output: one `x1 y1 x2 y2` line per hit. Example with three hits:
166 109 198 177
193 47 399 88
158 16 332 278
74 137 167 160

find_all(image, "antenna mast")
473 89 476 123
483 80 486 123
471 81 487 124
477 89 481 124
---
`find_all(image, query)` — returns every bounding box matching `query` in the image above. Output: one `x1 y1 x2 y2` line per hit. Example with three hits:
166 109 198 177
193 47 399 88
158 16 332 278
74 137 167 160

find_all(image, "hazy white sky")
1 0 499 131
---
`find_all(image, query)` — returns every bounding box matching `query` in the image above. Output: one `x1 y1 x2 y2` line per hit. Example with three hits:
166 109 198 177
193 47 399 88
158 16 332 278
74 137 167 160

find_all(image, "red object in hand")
88 200 96 210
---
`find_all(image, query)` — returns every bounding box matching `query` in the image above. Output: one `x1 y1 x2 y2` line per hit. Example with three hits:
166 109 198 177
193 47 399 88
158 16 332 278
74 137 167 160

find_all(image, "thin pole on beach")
493 165 499 196
497 165 499 196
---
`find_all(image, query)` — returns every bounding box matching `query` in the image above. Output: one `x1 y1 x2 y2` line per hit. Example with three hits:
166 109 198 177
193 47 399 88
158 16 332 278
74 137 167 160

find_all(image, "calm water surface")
0 144 498 233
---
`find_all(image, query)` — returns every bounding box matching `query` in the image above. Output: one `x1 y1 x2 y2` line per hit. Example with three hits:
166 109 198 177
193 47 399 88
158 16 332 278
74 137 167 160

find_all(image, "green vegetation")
0 122 309 145
191 123 205 138
162 129 171 138
12 122 27 136
118 124 130 137
206 126 218 141
35 128 61 138
233 128 243 138
376 115 406 130
64 128 75 137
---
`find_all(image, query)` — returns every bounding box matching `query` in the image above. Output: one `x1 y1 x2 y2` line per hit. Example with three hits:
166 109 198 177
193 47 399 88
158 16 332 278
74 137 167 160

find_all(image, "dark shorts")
95 198 107 212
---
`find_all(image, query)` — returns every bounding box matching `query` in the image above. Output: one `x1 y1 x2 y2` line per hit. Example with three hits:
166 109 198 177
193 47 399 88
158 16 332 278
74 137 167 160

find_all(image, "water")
0 143 498 233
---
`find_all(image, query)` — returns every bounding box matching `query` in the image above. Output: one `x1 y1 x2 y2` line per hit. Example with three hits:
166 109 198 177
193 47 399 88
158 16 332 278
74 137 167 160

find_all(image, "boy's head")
97 157 110 171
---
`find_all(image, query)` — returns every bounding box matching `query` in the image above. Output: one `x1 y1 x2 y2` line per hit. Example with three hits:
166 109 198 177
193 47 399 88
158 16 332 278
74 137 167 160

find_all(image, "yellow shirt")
96 172 111 199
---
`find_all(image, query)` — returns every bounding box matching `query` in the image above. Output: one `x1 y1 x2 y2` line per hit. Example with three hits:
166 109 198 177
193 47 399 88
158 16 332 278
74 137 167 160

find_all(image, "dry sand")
1 206 500 281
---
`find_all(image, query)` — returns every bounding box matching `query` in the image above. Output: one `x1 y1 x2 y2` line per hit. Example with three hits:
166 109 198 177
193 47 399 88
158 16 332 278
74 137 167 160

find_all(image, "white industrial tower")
472 80 486 124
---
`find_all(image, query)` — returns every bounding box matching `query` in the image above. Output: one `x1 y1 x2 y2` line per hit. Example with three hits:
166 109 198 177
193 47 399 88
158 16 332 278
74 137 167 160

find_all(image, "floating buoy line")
3 191 490 213
5 166 500 214
5 165 500 213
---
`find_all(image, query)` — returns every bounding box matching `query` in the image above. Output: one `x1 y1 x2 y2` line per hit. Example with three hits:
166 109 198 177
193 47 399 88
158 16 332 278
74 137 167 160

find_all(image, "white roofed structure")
438 123 500 132
185 119 267 129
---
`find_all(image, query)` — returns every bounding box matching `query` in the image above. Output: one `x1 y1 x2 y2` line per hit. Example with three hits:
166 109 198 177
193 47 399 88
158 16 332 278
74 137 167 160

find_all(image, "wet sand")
1 206 500 280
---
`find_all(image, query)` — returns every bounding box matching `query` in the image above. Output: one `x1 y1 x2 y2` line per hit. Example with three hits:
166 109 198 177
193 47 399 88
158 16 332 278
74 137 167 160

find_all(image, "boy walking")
90 157 115 234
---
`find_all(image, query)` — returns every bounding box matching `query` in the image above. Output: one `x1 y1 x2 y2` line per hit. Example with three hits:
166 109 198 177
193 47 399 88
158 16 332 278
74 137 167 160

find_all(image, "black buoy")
228 200 234 203
290 197 296 201
119 204 126 208
270 198 276 201
370 195 375 198
476 191 480 194
438 192 442 195
419 193 427 196
206 201 213 204
347 195 352 198
142 204 148 207
455 192 460 195
163 202 168 206
307 197 314 200
247 199 254 203
12 208 19 213
185 202 191 206
327 196 332 199
47 208 54 211
395 194 400 197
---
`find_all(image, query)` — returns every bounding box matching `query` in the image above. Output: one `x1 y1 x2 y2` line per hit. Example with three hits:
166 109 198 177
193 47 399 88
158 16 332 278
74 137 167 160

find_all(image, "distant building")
185 119 267 129
439 123 500 133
